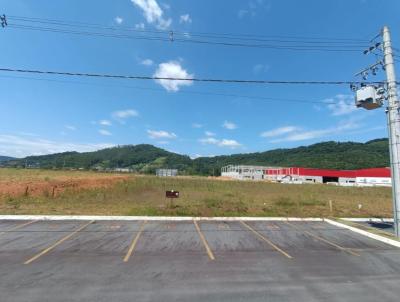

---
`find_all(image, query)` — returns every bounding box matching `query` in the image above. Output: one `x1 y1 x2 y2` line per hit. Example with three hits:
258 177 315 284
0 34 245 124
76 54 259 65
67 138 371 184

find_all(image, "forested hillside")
1 139 390 175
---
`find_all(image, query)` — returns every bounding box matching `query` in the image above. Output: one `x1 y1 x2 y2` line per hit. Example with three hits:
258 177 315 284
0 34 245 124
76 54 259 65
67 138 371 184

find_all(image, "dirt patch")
0 175 130 198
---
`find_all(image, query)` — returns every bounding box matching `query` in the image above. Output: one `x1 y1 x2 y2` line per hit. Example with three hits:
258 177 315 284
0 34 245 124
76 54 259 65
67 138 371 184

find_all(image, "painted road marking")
123 221 147 262
0 220 37 237
266 222 280 230
193 220 215 260
240 221 292 259
218 222 230 230
285 221 360 256
166 222 176 230
24 220 94 264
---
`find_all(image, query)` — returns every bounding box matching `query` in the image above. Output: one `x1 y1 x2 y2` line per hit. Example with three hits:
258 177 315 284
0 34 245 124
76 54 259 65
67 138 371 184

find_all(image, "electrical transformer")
355 86 383 110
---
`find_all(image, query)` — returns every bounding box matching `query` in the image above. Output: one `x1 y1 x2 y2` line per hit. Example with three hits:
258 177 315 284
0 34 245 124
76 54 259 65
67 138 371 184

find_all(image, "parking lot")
1 218 400 302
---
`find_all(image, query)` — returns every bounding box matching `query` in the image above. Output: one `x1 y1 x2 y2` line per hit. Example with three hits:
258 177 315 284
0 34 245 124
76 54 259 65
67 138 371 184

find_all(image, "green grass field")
0 169 394 217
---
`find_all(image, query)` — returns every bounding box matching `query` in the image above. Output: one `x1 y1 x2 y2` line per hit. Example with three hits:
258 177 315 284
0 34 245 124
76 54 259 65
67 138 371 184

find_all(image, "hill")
191 138 389 175
1 139 390 175
2 145 192 173
0 156 16 162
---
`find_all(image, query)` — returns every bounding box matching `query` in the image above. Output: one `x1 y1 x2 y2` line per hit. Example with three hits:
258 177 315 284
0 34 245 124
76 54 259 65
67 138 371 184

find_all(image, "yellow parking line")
24 220 94 264
285 221 360 256
193 220 215 260
123 221 147 262
241 221 292 259
0 220 37 237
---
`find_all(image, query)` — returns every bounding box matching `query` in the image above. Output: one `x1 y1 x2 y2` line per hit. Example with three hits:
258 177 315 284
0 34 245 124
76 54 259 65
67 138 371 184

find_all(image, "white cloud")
199 137 219 145
114 16 124 24
99 120 112 126
156 140 169 145
112 109 139 123
131 0 172 29
98 129 112 136
153 61 193 92
238 0 271 19
161 2 170 10
238 9 249 18
205 131 216 137
199 137 242 149
147 130 177 139
253 63 270 74
261 126 299 138
222 121 237 130
65 125 76 131
270 119 361 143
0 134 114 157
326 94 358 116
219 139 242 148
135 22 145 30
141 58 154 66
192 123 203 128
179 14 192 24
17 132 39 137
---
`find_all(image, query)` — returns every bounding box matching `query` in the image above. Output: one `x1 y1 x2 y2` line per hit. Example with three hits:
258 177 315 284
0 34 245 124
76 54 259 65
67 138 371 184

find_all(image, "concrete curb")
341 218 394 223
325 219 400 248
0 215 324 222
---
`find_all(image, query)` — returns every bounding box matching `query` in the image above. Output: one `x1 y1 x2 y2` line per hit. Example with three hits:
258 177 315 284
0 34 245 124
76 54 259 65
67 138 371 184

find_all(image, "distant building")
113 168 133 173
221 165 392 187
156 169 178 177
220 165 267 180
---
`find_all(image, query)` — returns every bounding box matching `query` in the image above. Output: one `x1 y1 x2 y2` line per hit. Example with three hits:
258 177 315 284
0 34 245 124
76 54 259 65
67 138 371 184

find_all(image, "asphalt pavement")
0 219 399 302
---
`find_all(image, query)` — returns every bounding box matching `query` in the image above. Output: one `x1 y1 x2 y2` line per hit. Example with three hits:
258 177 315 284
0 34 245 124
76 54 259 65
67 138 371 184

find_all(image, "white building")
156 169 178 177
221 165 269 180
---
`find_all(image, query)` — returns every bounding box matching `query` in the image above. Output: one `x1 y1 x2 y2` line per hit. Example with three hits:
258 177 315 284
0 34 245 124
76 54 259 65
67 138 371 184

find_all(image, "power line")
8 24 170 42
0 74 338 105
7 15 371 44
4 15 371 52
0 67 389 85
6 24 367 52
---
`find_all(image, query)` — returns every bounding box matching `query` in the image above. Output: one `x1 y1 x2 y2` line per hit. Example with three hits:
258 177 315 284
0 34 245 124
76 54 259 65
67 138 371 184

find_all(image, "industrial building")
221 165 391 187
220 165 266 180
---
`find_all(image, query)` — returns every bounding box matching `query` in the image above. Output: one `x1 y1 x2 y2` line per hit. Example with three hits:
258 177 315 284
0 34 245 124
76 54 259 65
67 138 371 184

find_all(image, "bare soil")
0 170 129 198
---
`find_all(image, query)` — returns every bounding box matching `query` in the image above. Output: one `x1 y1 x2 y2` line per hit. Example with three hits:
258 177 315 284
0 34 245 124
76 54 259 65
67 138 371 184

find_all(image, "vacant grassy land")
0 168 393 217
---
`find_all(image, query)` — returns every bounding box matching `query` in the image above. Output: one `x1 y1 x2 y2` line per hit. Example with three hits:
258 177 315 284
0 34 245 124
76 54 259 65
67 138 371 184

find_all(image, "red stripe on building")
264 167 391 178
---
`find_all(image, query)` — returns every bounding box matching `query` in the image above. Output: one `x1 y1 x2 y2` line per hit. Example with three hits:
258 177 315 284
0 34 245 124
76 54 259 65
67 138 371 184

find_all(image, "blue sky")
0 0 399 158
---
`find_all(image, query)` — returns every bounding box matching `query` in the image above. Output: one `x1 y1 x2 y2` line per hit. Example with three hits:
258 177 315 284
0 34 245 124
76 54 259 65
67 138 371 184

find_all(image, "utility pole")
382 26 400 237
354 26 399 237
